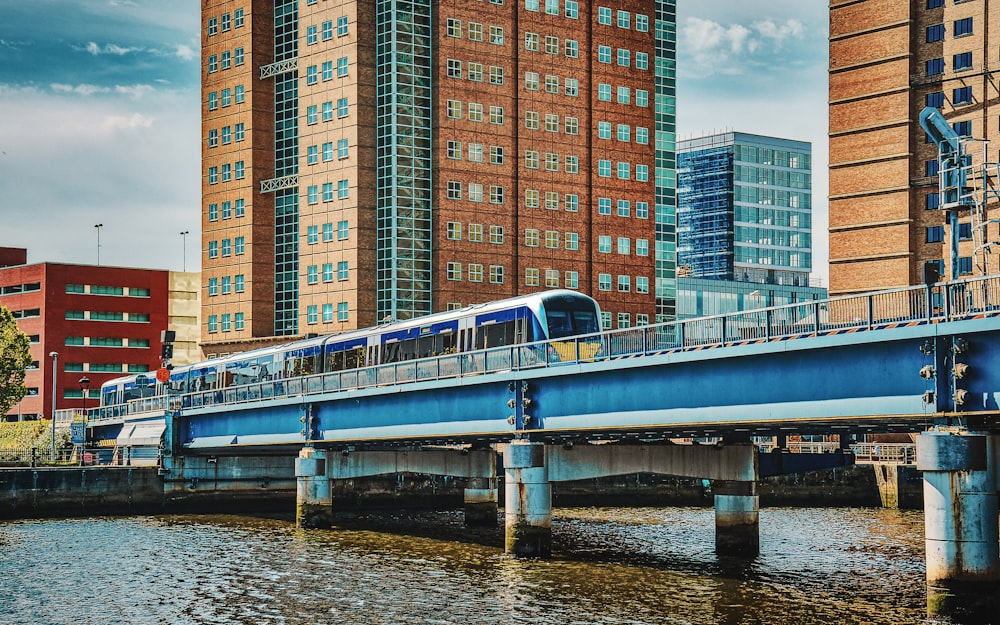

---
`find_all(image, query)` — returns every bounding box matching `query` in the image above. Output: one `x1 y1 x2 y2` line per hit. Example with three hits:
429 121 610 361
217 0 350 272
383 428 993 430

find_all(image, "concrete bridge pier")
464 477 498 526
504 441 551 557
713 479 759 557
296 446 332 529
917 430 1000 620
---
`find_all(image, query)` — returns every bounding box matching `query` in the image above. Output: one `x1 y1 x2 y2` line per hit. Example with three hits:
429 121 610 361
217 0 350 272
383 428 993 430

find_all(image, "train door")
366 335 380 367
458 315 475 352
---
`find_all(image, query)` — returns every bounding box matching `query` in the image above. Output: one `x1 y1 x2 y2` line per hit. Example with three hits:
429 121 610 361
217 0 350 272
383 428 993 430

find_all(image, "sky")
0 1 830 282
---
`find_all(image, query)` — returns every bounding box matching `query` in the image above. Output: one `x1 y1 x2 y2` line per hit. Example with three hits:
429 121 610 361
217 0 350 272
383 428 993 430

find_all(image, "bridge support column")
464 477 498 526
713 480 759 557
917 430 1000 620
296 447 331 529
873 464 903 508
504 441 551 557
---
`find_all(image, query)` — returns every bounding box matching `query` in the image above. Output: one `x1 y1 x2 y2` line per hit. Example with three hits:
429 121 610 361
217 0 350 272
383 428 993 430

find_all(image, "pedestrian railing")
86 275 1000 424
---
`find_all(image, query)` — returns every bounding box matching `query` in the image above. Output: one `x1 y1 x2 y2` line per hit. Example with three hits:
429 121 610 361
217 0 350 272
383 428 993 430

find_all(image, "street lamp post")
180 231 190 272
95 223 103 265
49 351 58 462
79 376 90 466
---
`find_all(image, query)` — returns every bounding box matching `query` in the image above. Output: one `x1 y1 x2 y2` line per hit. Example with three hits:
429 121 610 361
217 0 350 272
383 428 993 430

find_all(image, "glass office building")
677 132 812 288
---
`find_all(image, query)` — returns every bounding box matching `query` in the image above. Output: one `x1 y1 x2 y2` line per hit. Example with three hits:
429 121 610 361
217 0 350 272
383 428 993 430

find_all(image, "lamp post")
180 231 190 272
95 223 103 265
79 376 90 466
49 351 58 461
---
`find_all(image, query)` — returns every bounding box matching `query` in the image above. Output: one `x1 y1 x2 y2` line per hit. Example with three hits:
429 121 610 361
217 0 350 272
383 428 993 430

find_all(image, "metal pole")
180 231 190 272
49 351 58 461
94 224 103 265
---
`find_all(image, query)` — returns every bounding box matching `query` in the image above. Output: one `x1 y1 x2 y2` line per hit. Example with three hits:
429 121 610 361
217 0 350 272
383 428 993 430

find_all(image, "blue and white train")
99 290 601 408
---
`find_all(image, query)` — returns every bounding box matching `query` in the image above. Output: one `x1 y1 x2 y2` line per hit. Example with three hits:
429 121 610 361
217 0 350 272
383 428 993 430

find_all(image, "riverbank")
0 463 919 520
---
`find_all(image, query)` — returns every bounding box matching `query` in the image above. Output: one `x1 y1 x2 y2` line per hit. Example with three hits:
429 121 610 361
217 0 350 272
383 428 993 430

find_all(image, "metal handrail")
851 442 917 466
87 275 1000 422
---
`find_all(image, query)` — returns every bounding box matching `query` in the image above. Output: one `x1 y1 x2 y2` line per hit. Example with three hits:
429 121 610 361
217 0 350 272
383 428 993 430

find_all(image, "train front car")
535 290 603 362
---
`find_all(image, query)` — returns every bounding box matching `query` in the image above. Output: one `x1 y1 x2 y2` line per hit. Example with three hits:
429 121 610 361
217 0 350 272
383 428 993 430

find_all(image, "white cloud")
102 112 154 130
752 19 805 47
84 41 145 55
51 83 108 96
681 16 808 77
115 84 155 99
174 44 196 61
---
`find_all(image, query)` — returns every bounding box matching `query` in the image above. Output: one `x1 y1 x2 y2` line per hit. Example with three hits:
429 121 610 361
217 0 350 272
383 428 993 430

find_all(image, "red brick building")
1 257 170 421
201 1 676 356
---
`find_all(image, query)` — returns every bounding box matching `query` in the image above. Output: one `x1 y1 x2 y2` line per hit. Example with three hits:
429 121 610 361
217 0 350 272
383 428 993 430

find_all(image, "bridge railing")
851 442 917 466
91 275 1000 416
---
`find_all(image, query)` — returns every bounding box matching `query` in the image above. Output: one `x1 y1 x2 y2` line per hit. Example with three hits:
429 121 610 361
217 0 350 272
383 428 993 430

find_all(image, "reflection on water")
0 507 957 625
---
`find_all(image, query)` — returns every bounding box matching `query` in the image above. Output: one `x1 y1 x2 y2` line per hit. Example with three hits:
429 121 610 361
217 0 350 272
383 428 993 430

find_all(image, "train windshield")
544 298 601 339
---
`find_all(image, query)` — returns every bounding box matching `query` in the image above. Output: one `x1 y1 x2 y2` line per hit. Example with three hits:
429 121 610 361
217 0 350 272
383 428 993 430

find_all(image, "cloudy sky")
0 1 829 281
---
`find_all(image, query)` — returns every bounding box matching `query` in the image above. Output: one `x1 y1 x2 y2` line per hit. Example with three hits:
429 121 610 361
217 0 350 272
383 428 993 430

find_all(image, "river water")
0 506 961 625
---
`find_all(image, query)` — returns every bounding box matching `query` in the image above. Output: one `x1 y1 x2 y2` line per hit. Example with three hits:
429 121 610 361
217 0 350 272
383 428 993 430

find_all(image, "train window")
545 298 601 338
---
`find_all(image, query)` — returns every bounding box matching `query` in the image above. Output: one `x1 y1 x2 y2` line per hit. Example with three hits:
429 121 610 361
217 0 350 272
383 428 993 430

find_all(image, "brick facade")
830 0 1000 295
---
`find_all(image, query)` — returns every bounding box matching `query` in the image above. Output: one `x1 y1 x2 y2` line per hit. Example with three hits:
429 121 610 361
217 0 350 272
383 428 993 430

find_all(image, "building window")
235 275 245 293
617 237 630 255
469 223 484 242
307 265 319 284
926 24 944 43
958 256 973 275
208 277 219 296
565 232 579 250
599 235 611 253
954 86 972 105
337 16 349 36
564 39 578 58
525 268 540 286
598 273 611 291
209 203 219 221
338 220 349 240
468 22 483 42
337 302 349 322
447 222 462 240
525 32 539 51
490 225 504 244
598 7 612 25
447 262 462 281
490 265 505 284
323 304 334 323
617 313 630 329
954 18 973 38
525 229 540 247
545 230 559 248
927 58 944 75
564 117 578 135
235 237 245 254
953 120 972 136
953 52 972 71
927 91 944 108
618 275 631 293
208 315 218 333
598 45 611 64
469 264 484 283
636 239 649 256
447 18 462 38
926 226 945 243
525 150 539 168
926 193 940 210
617 49 630 67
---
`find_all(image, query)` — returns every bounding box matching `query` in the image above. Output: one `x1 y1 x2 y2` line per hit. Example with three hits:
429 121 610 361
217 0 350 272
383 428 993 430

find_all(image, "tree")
0 304 32 417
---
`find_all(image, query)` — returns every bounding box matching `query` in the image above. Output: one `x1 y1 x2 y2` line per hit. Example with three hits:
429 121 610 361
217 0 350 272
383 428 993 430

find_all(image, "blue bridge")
88 275 1000 617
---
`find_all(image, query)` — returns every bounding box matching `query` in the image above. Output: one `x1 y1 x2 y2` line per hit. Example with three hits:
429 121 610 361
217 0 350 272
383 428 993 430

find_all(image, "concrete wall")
0 467 163 519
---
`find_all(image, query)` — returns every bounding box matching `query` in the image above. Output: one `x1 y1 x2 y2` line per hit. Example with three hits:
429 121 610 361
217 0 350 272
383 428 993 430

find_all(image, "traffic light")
161 343 174 359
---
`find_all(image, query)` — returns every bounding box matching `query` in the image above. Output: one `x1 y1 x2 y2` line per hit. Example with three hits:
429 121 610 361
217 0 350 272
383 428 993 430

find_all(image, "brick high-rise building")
829 0 999 296
201 0 677 356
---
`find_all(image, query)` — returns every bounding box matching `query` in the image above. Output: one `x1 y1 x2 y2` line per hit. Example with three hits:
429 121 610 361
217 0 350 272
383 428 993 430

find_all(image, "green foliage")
0 304 32 416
